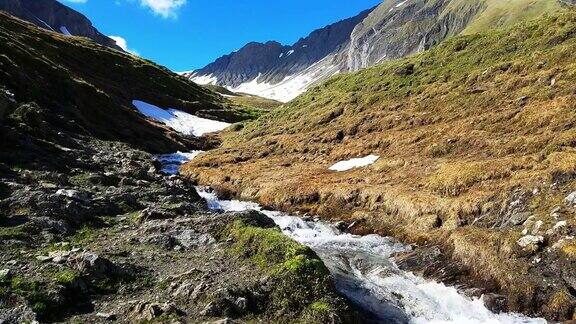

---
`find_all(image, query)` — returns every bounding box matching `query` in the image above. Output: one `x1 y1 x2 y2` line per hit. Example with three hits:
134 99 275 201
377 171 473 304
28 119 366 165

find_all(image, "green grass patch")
53 269 81 286
2 275 59 321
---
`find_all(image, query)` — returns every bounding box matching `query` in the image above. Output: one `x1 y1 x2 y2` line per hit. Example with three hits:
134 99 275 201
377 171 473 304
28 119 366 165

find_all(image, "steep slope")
345 0 566 70
0 0 121 49
184 11 576 321
0 11 255 166
188 0 568 102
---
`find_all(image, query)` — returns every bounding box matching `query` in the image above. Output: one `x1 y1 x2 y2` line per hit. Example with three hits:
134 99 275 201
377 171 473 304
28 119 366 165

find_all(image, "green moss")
309 301 331 313
226 220 314 270
224 220 342 320
53 270 81 286
4 276 58 321
128 210 144 224
0 225 35 241
68 173 101 187
70 225 97 245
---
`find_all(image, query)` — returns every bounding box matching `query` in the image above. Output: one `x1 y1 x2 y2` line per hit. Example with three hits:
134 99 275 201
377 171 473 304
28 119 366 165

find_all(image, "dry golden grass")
183 11 576 320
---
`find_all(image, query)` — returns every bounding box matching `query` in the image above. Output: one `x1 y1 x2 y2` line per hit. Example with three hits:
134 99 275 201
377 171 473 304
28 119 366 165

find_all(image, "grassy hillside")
185 11 576 320
0 12 255 156
462 0 565 34
204 84 282 112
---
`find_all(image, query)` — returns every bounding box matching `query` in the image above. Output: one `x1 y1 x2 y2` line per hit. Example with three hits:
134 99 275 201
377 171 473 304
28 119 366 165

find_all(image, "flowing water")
158 152 546 324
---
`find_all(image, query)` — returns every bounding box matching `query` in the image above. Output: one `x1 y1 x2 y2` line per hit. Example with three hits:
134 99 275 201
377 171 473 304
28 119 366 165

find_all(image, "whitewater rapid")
196 188 545 324
157 152 545 323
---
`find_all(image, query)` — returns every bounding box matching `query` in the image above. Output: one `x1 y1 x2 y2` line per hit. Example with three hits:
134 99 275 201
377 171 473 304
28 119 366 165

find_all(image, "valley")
184 8 576 322
1 0 576 323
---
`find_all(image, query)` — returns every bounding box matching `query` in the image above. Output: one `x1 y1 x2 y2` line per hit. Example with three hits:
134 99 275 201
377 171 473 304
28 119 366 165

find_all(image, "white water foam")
195 188 546 324
154 151 204 174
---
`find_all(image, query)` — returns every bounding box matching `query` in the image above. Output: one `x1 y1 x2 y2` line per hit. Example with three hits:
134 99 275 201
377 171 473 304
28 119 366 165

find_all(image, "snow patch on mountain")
230 56 340 102
190 73 218 85
132 100 230 136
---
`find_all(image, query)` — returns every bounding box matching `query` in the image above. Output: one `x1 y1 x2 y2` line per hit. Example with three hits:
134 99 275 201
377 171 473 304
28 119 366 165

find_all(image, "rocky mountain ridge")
187 0 569 102
0 0 120 49
184 7 373 102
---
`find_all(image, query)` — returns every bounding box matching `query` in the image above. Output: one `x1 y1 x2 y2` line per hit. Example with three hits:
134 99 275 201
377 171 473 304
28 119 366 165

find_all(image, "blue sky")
60 0 381 72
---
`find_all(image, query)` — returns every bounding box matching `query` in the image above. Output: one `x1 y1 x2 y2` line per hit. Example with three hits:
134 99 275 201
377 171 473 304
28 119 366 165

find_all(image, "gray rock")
208 319 240 324
200 302 220 317
517 235 544 252
131 302 182 321
73 252 114 277
36 255 52 262
175 230 216 249
507 212 532 226
95 312 117 321
565 191 576 206
191 282 207 300
234 297 248 312
0 268 14 280
55 189 89 201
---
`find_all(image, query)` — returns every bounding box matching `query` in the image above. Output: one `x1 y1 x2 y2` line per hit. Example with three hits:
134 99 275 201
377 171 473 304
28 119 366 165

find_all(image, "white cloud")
139 0 186 18
109 35 140 55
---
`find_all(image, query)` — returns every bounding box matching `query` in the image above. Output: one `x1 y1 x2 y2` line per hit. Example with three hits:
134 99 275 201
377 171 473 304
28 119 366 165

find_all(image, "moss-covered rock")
223 218 362 323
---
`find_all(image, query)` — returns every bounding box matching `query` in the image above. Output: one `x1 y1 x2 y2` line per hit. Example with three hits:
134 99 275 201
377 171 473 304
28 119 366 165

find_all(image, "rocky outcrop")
343 0 485 70
0 0 121 49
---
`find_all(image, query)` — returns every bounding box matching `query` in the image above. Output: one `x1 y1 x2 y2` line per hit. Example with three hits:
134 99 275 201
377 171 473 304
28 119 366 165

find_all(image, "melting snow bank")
230 58 340 103
132 100 230 136
329 155 379 171
195 188 546 324
154 151 204 174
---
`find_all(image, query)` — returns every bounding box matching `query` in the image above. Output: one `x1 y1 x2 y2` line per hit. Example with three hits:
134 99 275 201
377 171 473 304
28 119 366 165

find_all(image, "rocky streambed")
0 132 550 323
0 138 368 323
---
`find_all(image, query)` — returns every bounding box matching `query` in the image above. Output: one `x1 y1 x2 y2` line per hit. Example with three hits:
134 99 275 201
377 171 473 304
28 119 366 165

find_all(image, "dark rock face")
192 41 289 87
0 0 121 49
187 8 373 88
